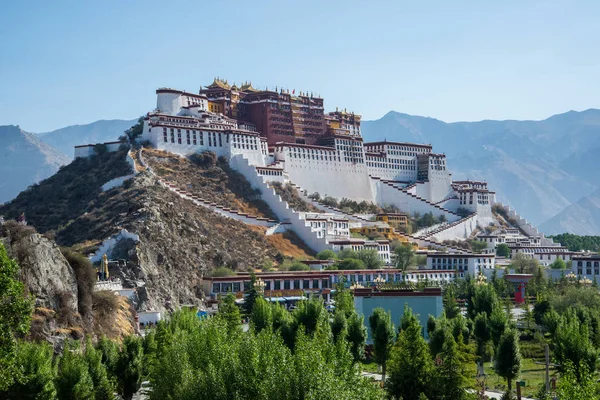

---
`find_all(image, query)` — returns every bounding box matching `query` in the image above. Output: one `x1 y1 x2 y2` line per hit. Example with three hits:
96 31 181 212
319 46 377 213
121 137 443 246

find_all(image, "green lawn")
468 357 559 398
360 361 380 374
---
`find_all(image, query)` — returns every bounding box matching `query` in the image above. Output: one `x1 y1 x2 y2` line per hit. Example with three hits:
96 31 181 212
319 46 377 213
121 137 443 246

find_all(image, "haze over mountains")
0 125 70 204
38 119 138 157
1 109 598 234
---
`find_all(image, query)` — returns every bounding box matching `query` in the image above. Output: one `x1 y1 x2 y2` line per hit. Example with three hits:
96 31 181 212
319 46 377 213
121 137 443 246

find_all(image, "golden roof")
206 77 231 90
241 81 258 92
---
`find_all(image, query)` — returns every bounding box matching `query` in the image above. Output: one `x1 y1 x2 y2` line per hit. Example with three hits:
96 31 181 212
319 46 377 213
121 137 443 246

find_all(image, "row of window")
212 278 330 293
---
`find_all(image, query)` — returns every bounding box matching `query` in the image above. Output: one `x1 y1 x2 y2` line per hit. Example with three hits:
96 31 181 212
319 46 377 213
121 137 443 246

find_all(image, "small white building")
426 252 496 276
329 238 391 264
74 141 124 159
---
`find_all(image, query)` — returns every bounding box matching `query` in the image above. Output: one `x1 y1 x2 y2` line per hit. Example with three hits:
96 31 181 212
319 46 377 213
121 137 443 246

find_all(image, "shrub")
189 151 217 168
61 248 97 319
210 267 235 277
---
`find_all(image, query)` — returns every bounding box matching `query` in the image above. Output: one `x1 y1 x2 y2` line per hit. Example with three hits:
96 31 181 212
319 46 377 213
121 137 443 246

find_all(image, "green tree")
251 296 273 333
333 282 355 318
356 249 382 269
218 293 242 332
84 337 115 400
316 249 337 260
243 272 262 316
55 342 95 400
347 313 367 361
97 337 119 382
494 328 521 392
469 283 499 319
0 243 33 391
443 285 460 319
395 243 415 272
557 361 599 400
510 253 540 274
336 258 365 270
473 312 492 362
553 314 599 381
116 336 144 400
368 308 396 382
331 312 347 343
496 243 510 257
549 258 566 269
489 305 508 349
0 341 57 400
470 240 488 253
387 306 433 400
427 315 437 337
435 330 470 400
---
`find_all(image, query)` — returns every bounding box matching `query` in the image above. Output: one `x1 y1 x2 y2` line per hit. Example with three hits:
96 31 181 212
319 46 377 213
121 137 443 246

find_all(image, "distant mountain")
361 109 600 233
539 188 600 235
0 125 70 204
38 119 137 157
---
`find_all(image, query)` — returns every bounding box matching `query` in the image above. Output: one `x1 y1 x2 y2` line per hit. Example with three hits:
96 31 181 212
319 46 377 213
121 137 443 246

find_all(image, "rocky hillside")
0 221 136 344
0 125 70 204
1 148 310 312
0 149 133 234
144 148 276 219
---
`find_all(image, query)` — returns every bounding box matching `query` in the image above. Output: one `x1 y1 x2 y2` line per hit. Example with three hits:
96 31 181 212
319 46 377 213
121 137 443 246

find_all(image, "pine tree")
347 313 367 361
368 308 396 382
436 330 470 400
387 306 433 400
494 328 521 392
0 341 57 400
218 293 242 333
251 296 273 333
84 337 115 400
243 272 262 316
116 336 143 400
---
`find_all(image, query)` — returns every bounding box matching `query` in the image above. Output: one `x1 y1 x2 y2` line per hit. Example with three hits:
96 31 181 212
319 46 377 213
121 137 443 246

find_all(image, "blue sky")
1 0 599 132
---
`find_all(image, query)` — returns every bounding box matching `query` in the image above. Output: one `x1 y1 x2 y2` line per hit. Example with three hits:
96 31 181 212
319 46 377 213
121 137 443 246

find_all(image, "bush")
189 151 217 168
316 250 337 260
61 248 96 319
210 267 235 277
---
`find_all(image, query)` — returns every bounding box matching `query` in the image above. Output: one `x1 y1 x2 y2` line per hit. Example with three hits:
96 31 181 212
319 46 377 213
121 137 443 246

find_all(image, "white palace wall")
229 155 331 253
283 157 374 202
372 180 460 222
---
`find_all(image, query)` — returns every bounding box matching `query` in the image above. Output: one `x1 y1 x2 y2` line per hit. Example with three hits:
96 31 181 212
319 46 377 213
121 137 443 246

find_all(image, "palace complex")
77 78 564 276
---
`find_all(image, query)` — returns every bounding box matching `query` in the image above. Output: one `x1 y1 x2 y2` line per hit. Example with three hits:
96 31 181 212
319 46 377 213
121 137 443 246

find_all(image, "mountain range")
1 109 598 234
361 109 600 235
0 125 70 204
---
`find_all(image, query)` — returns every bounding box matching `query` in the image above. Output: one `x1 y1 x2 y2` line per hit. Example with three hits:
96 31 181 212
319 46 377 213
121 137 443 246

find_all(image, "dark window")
303 280 310 289
312 279 319 289
284 280 290 290
233 282 240 292
212 283 220 293
274 280 281 290
265 281 271 291
293 280 300 289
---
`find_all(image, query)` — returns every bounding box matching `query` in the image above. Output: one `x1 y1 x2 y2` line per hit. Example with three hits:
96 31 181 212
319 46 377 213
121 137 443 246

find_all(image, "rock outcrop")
1 224 78 315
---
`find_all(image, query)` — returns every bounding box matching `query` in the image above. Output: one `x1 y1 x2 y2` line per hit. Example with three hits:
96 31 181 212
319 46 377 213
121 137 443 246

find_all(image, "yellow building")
350 224 412 245
208 101 223 114
376 213 408 229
